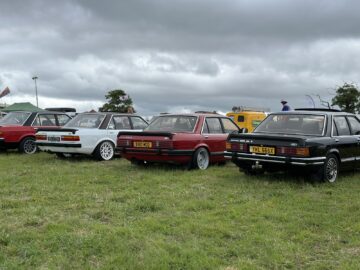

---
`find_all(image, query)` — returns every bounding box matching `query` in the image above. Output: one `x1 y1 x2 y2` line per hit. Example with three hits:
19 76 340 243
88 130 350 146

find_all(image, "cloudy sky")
1 0 360 115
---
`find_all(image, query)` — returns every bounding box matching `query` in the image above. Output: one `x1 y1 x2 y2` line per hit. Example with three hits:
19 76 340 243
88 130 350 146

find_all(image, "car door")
202 117 227 161
332 116 358 169
346 115 360 167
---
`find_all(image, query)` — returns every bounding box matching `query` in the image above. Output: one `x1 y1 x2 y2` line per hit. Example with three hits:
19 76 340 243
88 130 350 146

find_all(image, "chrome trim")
224 151 326 162
341 157 356 162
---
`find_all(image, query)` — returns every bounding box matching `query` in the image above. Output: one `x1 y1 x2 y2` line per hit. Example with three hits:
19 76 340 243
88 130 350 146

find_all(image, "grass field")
0 152 359 269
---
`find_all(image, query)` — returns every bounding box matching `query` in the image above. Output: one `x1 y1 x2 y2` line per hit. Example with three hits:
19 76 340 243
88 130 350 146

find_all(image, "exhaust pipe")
252 160 263 170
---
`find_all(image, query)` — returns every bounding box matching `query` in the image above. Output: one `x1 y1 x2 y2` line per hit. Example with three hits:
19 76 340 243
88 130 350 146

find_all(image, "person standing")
281 100 291 111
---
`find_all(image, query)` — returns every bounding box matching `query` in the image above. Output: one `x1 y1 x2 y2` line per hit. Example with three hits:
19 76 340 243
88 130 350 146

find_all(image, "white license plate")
48 136 60 142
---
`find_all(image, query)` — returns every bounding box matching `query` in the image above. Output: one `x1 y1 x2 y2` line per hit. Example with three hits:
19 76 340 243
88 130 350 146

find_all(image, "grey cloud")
1 0 360 115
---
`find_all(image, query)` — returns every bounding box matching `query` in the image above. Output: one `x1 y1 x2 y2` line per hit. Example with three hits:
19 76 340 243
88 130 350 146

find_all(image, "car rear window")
146 116 197 132
255 114 325 136
65 114 105 128
0 112 31 125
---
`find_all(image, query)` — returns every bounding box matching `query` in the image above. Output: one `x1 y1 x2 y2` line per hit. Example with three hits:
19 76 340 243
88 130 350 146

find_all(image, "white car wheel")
193 147 209 170
95 141 114 161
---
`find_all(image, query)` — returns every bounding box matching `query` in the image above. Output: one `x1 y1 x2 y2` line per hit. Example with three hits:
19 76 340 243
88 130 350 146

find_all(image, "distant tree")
99 89 135 113
331 83 360 113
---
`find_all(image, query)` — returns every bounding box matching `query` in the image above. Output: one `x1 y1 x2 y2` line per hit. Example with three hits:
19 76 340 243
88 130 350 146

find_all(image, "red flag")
0 87 10 98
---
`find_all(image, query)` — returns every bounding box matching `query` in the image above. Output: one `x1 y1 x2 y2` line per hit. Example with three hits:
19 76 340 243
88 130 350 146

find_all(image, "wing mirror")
356 131 360 135
240 128 248 133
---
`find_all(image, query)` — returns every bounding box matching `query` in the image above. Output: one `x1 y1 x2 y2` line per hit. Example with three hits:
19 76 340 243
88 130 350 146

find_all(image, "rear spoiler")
118 131 174 138
35 127 78 134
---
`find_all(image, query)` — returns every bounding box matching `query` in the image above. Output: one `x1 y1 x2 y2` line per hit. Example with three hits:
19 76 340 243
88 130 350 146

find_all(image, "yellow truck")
226 106 268 133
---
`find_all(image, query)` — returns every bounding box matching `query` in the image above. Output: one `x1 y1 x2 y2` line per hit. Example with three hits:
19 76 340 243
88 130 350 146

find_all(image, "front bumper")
224 151 326 166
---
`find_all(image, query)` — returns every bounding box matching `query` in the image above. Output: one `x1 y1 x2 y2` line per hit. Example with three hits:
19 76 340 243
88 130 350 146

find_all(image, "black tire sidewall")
322 154 339 183
19 137 37 154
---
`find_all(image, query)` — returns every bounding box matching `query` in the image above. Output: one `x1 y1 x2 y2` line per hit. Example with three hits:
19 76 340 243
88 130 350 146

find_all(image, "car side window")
57 114 71 126
131 117 148 130
205 118 223 134
108 118 116 130
333 116 351 136
237 115 244 122
347 116 360 135
221 118 239 134
33 114 56 126
112 116 131 130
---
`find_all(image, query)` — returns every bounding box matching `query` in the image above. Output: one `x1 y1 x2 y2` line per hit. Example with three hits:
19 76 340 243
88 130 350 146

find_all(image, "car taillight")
35 134 47 141
226 142 248 152
277 147 310 157
118 139 131 147
156 141 173 149
61 135 80 141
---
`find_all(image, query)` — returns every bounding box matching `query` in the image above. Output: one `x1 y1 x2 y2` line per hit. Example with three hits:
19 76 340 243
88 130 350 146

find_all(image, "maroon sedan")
116 113 240 169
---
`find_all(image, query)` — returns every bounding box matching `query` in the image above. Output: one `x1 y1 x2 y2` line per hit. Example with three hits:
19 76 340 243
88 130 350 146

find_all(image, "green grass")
0 152 359 269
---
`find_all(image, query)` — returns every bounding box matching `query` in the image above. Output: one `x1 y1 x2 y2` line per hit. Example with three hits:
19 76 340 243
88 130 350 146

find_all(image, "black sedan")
225 109 360 182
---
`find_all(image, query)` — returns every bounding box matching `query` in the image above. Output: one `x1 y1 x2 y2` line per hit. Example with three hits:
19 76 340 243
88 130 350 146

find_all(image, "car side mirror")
356 131 360 135
240 128 248 133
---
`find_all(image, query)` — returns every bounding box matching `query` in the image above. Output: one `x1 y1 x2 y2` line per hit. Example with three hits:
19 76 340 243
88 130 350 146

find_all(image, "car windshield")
0 112 31 125
65 114 105 129
145 115 197 132
255 114 325 136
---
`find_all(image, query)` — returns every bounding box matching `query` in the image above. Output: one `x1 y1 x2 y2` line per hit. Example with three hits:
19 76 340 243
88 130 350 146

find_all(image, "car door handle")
335 139 339 143
204 135 209 139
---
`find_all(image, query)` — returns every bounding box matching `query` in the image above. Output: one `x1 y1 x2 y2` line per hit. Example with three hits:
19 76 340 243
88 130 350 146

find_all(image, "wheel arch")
326 148 341 164
92 138 116 155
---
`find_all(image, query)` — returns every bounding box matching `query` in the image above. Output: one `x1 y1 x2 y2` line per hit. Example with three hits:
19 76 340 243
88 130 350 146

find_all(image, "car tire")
94 141 115 161
19 137 37 154
192 147 210 170
318 154 339 183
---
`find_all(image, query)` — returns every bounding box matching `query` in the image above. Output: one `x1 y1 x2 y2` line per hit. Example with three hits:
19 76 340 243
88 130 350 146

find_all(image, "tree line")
100 83 360 114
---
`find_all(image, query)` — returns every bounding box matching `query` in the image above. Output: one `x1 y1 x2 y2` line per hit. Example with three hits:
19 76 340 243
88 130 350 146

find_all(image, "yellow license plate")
133 141 152 148
249 146 275 155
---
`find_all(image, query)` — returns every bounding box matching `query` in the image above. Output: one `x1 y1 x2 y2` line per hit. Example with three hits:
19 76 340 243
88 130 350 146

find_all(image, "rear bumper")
116 147 194 156
36 142 82 148
224 151 326 166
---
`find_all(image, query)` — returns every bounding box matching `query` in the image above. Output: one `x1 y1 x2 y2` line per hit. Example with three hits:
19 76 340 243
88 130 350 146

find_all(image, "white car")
36 113 148 160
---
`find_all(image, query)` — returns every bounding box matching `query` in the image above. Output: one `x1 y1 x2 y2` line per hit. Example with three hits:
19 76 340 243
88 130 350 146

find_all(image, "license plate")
48 136 60 142
249 146 275 155
133 141 152 148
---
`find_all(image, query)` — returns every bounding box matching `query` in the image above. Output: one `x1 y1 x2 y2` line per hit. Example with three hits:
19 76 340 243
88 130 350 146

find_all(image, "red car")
117 113 240 169
0 111 71 154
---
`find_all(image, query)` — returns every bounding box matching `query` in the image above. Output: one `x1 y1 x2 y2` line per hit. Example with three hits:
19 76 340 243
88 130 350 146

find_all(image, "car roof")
272 109 355 116
77 112 141 117
155 113 226 117
7 110 69 115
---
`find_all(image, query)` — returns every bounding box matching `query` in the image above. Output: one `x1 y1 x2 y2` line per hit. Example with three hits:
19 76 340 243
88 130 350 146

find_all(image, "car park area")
0 152 359 269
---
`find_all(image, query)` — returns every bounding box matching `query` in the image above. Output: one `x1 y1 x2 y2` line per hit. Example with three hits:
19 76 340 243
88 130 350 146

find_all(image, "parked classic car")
0 111 71 154
225 109 360 182
117 113 240 169
36 113 148 160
